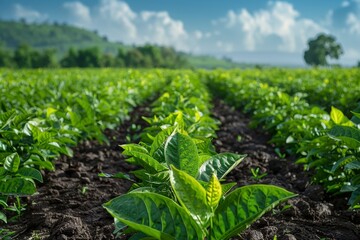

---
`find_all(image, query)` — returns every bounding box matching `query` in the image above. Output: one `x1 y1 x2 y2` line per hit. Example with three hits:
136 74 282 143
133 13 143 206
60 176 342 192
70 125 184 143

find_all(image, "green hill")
0 20 126 54
0 19 248 69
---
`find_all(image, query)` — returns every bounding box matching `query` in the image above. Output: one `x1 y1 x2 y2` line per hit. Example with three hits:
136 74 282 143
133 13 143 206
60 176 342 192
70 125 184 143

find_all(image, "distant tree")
31 49 57 68
77 47 101 67
357 61 360 68
13 44 32 68
101 53 115 67
125 49 144 68
61 47 103 68
115 48 126 67
138 45 163 67
304 33 343 67
60 47 78 67
0 44 13 67
160 47 187 68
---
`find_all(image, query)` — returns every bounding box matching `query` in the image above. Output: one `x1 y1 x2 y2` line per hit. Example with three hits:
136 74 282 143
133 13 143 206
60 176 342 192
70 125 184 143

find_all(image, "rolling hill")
0 19 250 69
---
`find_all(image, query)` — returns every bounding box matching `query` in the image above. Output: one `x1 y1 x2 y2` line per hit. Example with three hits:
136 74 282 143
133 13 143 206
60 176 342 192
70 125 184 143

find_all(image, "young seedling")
0 228 15 240
4 197 27 221
250 167 267 181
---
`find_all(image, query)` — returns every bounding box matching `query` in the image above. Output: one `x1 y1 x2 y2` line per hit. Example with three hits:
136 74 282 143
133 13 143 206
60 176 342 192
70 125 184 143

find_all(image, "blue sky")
1 0 360 66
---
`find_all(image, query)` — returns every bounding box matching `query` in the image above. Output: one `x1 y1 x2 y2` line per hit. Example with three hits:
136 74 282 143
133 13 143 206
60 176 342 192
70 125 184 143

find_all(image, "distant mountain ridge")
0 20 126 54
0 19 249 69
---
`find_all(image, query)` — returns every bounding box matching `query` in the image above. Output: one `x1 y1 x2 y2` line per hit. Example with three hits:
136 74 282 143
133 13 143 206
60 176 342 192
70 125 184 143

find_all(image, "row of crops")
0 69 167 223
205 69 360 208
103 73 295 239
211 68 360 113
1 68 360 239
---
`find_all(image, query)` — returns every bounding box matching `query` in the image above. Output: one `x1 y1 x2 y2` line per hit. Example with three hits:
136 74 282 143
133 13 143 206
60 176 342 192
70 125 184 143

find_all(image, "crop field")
0 68 360 239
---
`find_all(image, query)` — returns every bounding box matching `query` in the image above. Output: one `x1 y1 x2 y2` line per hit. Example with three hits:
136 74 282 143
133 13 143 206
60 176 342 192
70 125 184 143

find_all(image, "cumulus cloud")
61 0 189 50
331 0 360 29
216 1 324 52
347 13 360 34
63 1 91 27
139 11 188 50
216 41 234 52
13 4 47 22
97 0 137 40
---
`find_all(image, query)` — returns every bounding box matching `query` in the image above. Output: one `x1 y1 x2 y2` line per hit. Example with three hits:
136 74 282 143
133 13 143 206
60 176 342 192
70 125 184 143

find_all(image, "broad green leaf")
196 139 217 157
150 126 176 156
328 125 360 149
198 153 246 181
0 167 7 176
0 177 37 195
129 232 155 240
122 148 167 173
24 156 55 171
348 186 360 208
341 185 359 193
0 211 7 223
174 111 185 130
17 167 43 182
103 192 204 240
98 172 132 180
211 185 296 240
351 111 360 124
206 173 222 208
0 140 7 151
113 218 127 238
46 107 57 118
0 110 16 130
345 161 360 171
170 166 210 226
330 106 353 126
121 144 149 154
164 132 199 177
331 156 355 172
221 182 237 196
4 153 20 173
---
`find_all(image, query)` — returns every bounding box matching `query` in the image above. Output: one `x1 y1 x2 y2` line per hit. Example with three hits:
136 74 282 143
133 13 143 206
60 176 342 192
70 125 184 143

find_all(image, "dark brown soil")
211 99 360 240
2 99 360 240
1 104 151 240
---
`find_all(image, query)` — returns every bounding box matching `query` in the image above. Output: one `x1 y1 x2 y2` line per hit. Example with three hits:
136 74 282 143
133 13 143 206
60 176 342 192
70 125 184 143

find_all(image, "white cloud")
216 1 324 52
194 31 203 40
347 13 360 34
13 4 47 22
63 2 91 27
216 41 234 52
342 1 350 7
61 0 190 50
139 11 188 50
96 0 137 40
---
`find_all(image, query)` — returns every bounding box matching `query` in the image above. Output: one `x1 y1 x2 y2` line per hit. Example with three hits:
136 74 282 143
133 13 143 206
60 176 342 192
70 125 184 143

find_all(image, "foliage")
0 68 167 224
297 107 360 208
104 73 296 239
0 19 241 69
0 19 123 53
304 33 343 66
104 167 296 240
204 69 360 208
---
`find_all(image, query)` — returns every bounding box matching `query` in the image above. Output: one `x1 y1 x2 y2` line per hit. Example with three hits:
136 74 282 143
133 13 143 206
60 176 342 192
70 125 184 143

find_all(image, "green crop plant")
0 68 168 224
121 131 245 196
298 106 360 208
203 69 360 209
104 73 296 239
250 167 267 181
104 131 296 239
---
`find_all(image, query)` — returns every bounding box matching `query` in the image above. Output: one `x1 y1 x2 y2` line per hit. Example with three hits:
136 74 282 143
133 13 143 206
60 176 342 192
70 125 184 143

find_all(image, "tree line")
0 44 188 68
